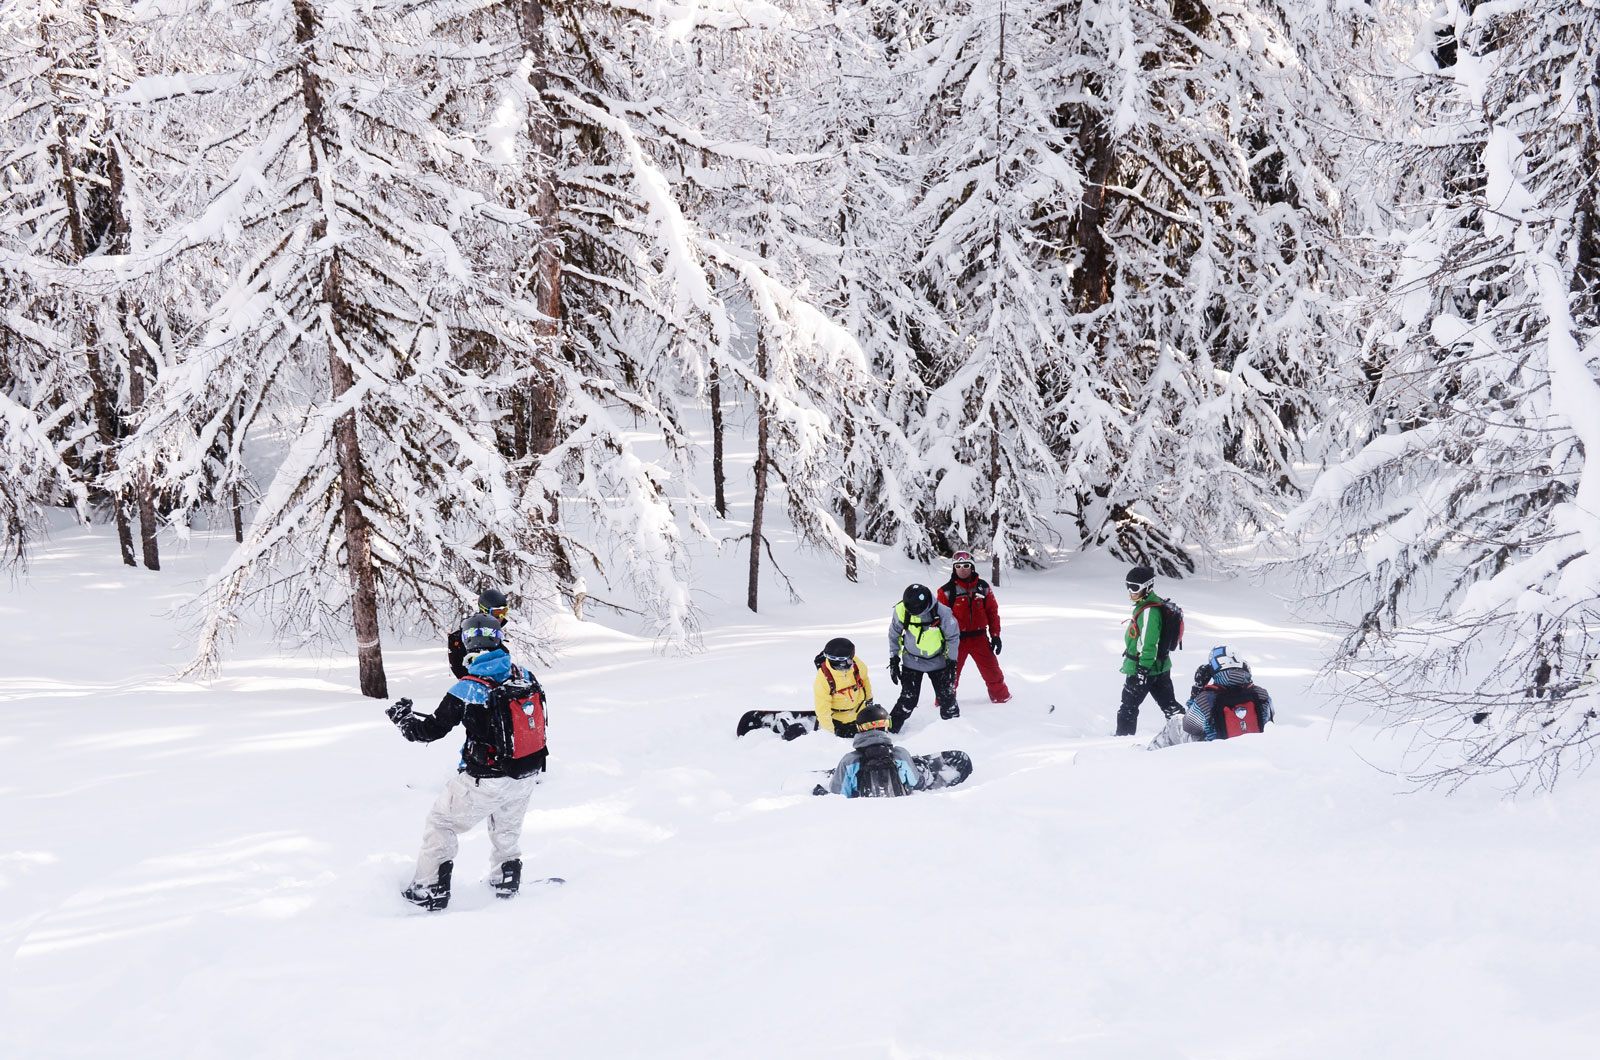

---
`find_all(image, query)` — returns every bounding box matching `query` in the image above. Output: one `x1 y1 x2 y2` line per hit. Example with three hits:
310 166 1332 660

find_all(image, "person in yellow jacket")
813 637 875 737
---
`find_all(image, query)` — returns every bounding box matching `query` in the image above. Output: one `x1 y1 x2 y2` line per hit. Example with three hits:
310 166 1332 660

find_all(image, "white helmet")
1213 650 1249 675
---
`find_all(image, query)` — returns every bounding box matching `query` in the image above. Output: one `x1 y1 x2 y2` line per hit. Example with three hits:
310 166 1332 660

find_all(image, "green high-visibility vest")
895 602 945 656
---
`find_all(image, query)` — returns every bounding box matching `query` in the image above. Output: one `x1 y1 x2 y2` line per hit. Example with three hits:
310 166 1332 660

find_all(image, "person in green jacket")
1117 565 1182 735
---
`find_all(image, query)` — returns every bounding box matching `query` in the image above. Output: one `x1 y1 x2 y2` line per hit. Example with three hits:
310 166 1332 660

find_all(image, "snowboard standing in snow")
736 709 820 740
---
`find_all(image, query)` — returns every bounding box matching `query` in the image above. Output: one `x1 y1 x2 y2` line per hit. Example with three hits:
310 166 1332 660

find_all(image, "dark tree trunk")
842 415 857 583
126 348 160 570
108 145 160 571
297 0 386 698
989 409 1001 586
328 314 388 698
51 71 134 567
519 0 577 599
747 332 771 613
83 345 136 567
710 361 727 518
1074 109 1116 312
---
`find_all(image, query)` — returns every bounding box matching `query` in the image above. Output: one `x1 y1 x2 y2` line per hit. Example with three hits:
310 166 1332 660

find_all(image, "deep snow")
3 521 1598 1060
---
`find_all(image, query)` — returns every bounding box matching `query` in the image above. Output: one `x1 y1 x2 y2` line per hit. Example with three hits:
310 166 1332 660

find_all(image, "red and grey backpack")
461 673 548 778
1208 683 1266 739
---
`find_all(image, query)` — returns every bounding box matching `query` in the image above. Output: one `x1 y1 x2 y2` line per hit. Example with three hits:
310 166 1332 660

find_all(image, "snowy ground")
4 522 1599 1060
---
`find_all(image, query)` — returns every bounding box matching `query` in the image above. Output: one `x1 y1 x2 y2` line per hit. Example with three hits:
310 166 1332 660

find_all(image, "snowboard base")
736 709 820 740
918 750 973 790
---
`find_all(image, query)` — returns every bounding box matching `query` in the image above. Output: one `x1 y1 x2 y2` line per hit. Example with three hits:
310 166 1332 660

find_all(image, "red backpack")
1208 684 1265 739
462 675 548 778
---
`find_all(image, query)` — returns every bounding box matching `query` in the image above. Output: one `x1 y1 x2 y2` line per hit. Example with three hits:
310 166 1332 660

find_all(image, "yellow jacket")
813 656 873 733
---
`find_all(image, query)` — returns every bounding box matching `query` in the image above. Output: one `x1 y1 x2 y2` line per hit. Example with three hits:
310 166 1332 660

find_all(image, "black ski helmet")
1125 566 1156 596
822 637 855 665
460 613 504 654
856 702 891 731
902 583 933 615
477 587 509 619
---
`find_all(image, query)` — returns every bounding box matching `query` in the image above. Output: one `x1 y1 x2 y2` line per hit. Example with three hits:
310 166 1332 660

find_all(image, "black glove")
833 720 856 738
989 635 1002 655
888 658 901 685
1126 670 1149 693
385 698 413 724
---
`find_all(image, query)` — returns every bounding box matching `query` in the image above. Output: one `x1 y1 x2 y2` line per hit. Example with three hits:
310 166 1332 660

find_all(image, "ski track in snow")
2 526 1599 1059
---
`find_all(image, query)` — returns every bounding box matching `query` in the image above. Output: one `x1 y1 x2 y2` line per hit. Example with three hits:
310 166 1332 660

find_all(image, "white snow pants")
1147 713 1199 751
413 771 538 884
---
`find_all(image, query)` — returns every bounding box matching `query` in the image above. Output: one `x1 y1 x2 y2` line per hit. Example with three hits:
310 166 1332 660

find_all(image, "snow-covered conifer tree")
881 0 1357 576
0 0 158 568
1289 0 1600 790
127 0 604 694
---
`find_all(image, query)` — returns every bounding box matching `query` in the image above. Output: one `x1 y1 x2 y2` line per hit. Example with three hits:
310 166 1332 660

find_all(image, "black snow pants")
891 664 958 732
1116 671 1180 736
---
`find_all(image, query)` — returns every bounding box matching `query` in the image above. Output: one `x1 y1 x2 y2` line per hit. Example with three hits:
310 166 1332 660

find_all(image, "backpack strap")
822 661 864 697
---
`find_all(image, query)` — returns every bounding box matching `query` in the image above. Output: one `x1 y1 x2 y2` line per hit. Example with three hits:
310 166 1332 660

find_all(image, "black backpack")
461 675 548 779
853 741 909 798
1157 599 1184 657
1135 599 1185 660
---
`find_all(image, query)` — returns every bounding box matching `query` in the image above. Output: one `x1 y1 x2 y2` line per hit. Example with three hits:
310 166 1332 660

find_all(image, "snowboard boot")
1114 707 1138 736
939 701 961 721
402 860 452 911
889 702 913 733
492 858 522 899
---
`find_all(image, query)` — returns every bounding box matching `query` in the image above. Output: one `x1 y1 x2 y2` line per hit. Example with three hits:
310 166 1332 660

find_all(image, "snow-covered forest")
2 0 1596 790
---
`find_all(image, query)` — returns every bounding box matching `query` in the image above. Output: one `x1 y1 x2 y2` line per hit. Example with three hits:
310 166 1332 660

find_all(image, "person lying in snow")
1149 646 1274 750
821 703 926 797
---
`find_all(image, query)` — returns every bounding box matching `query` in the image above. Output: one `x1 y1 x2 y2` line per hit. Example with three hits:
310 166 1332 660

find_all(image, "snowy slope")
3 522 1599 1060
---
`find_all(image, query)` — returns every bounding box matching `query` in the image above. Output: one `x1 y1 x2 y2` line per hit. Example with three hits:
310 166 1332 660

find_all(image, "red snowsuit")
937 570 1011 703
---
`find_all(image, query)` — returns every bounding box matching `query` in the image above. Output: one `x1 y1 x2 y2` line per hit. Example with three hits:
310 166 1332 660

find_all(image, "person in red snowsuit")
936 550 1011 704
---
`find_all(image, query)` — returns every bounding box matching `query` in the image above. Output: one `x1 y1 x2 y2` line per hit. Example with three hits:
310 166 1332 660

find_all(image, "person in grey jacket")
887 582 961 731
824 704 925 797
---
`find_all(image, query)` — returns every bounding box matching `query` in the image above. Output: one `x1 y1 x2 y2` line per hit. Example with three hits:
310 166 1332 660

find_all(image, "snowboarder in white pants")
387 613 549 910
413 771 537 890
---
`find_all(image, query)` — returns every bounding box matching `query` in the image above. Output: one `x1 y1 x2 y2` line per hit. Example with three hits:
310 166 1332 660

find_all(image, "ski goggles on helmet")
825 654 853 668
479 604 509 621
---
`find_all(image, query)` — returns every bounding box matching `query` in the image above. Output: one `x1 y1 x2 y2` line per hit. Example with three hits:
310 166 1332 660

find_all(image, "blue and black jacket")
398 649 545 777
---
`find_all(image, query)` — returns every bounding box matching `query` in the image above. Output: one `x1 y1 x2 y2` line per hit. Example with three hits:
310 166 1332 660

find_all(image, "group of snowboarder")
1114 564 1275 746
383 557 1275 909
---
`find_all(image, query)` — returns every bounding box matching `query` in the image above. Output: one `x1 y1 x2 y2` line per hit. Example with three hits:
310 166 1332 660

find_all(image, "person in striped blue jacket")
1150 646 1274 749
